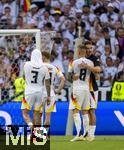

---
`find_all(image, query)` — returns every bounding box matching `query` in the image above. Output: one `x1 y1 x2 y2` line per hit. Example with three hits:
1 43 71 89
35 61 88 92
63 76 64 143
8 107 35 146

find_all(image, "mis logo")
6 126 47 146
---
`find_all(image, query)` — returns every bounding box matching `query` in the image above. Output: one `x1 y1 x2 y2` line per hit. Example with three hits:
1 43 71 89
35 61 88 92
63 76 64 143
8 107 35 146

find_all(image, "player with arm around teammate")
41 51 65 133
21 49 51 140
78 41 101 141
68 45 94 142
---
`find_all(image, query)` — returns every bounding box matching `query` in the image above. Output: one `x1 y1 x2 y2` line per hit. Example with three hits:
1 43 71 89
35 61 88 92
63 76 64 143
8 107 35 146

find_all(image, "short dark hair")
42 51 51 59
106 56 112 61
102 27 109 33
83 5 90 8
84 40 93 46
45 22 52 28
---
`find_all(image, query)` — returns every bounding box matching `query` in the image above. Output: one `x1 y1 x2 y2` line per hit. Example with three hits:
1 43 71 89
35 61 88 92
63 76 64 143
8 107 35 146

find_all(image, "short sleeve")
45 67 50 80
56 67 64 78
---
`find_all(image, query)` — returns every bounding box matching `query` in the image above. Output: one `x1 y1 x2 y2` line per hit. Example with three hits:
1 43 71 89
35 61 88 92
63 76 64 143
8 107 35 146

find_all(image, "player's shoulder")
83 57 94 66
73 58 81 64
44 63 56 70
88 55 99 63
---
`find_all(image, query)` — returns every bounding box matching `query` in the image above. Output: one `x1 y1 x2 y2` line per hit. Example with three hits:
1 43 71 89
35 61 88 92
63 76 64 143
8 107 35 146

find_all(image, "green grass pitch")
50 136 124 150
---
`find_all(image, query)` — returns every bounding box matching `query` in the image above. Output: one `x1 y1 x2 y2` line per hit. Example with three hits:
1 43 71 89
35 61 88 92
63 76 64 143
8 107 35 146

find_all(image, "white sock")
73 113 81 136
82 114 89 136
89 125 96 137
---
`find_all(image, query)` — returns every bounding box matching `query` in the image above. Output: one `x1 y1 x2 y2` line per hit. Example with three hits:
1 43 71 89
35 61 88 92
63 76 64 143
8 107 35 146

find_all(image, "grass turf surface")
50 136 124 150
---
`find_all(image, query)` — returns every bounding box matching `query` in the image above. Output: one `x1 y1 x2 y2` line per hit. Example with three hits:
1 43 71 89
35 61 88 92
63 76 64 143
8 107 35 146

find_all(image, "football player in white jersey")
68 45 94 142
21 49 51 132
41 51 65 134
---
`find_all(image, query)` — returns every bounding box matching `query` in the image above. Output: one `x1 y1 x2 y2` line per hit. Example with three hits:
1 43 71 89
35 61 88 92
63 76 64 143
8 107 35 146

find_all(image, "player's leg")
72 108 81 136
21 95 34 141
21 96 34 128
88 109 96 137
82 90 90 138
88 91 98 141
33 111 41 126
44 97 56 137
44 112 51 126
33 92 43 126
70 92 84 142
70 94 81 136
82 110 89 137
31 92 43 140
22 109 33 126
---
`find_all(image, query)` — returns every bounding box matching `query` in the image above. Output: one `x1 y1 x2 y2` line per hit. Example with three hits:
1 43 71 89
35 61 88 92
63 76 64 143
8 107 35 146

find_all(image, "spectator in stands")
75 9 82 26
54 31 63 61
2 5 16 25
82 5 96 31
96 27 119 56
51 50 64 74
26 4 39 28
52 9 62 31
117 27 124 60
0 0 123 90
90 17 102 41
101 57 117 87
0 36 17 51
90 0 100 12
38 10 54 30
117 56 124 73
63 21 76 49
101 44 117 67
0 50 11 99
14 15 28 29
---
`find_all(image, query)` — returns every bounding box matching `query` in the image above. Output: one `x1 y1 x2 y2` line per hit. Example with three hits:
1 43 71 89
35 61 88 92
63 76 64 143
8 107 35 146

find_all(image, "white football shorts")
21 92 43 111
69 88 90 111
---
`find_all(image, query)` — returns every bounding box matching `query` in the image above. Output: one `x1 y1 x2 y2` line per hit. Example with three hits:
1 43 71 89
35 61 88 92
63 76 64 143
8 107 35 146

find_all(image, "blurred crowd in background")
0 0 124 100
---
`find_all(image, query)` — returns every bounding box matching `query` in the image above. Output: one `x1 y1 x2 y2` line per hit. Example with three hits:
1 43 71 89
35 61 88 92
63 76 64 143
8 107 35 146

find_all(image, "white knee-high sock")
73 113 81 136
82 114 89 136
89 125 96 137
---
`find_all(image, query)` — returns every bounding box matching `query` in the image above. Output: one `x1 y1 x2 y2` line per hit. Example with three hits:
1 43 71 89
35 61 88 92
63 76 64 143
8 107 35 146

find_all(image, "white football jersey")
68 57 94 89
24 62 50 95
43 63 64 97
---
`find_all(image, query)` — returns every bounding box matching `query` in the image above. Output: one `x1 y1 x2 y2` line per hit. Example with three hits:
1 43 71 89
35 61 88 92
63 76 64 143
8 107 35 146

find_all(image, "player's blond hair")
42 51 51 60
78 44 86 51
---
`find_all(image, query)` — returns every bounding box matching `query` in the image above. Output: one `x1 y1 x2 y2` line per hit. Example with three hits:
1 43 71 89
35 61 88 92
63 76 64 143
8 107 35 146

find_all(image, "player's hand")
72 74 79 80
78 63 87 69
47 96 51 105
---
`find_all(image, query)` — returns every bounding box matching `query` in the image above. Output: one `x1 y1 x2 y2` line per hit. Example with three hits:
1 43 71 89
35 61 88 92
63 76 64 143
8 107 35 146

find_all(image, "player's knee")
73 109 79 114
82 110 88 115
89 109 95 115
45 113 51 125
22 109 29 119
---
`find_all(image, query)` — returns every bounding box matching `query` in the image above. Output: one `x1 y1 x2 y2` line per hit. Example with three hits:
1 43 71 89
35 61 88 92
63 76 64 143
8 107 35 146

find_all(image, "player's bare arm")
78 63 101 73
55 76 65 94
68 72 79 82
45 79 51 105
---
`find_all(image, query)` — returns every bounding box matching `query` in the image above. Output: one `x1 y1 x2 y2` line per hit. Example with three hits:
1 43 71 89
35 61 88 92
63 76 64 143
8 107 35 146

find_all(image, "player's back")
43 63 61 97
73 57 94 90
24 61 48 95
44 63 57 85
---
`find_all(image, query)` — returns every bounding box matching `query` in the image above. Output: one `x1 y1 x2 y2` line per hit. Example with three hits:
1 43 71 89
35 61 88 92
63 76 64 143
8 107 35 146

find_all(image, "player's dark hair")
84 40 93 46
42 51 51 60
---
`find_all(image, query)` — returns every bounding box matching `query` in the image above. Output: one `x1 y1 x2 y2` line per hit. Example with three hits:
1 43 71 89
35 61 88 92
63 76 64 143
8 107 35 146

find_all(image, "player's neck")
79 55 85 58
44 60 50 63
